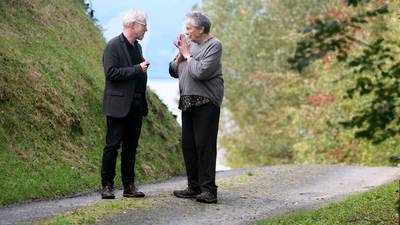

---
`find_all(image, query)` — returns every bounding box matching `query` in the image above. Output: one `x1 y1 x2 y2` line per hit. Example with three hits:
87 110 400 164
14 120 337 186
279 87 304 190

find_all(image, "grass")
35 198 155 225
257 180 400 225
0 0 184 206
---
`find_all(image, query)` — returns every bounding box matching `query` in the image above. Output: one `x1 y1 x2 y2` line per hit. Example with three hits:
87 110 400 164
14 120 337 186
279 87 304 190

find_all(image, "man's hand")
140 61 150 73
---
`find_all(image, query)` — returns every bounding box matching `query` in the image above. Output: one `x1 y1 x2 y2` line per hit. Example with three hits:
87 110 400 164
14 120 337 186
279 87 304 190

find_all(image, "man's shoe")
123 183 145 198
173 187 201 198
196 191 217 204
101 184 115 199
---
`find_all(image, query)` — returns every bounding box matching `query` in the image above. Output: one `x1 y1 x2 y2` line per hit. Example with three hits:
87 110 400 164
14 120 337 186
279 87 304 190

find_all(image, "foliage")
288 0 400 144
288 3 389 72
0 0 184 205
397 180 400 218
343 39 400 143
199 0 400 167
199 0 335 166
80 0 96 21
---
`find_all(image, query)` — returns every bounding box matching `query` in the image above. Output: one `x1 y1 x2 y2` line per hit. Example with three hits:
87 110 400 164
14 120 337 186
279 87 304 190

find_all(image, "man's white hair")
122 10 147 28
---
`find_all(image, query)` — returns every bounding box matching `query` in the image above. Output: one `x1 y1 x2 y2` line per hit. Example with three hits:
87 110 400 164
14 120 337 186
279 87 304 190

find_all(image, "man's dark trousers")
181 102 220 194
101 101 143 187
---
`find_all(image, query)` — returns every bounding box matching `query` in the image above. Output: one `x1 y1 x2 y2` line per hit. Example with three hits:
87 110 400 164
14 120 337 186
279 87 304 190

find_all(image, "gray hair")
122 10 147 28
185 11 211 34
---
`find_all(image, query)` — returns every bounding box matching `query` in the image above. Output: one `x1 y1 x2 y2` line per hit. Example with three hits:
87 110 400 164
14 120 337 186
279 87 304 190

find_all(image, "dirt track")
0 165 399 225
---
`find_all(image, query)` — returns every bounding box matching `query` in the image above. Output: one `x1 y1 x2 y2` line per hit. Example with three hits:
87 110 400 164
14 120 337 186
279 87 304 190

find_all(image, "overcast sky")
91 0 201 79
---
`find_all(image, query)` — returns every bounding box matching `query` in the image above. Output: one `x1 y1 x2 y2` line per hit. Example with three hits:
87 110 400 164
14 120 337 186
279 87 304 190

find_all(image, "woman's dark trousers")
182 102 220 194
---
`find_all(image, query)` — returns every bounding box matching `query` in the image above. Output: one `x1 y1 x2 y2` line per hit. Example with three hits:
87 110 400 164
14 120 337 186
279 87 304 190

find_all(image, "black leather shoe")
173 187 201 198
101 184 115 199
196 191 217 204
123 183 145 198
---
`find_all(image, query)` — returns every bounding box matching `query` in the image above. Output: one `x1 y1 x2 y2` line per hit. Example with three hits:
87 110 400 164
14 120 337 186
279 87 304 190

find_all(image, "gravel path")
0 165 399 225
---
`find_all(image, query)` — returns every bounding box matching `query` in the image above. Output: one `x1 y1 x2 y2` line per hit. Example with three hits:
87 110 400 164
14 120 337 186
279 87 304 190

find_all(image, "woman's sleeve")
169 61 179 78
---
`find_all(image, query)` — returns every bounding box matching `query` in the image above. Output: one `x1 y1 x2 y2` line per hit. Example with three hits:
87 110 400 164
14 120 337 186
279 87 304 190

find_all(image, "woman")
169 11 223 204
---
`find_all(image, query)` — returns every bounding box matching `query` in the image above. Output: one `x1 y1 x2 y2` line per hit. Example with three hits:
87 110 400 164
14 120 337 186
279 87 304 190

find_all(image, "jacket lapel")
135 42 145 61
135 41 147 81
119 34 132 66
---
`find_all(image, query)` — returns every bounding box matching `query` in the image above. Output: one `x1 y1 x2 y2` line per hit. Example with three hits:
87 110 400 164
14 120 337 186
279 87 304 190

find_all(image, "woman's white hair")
122 10 147 28
185 11 211 33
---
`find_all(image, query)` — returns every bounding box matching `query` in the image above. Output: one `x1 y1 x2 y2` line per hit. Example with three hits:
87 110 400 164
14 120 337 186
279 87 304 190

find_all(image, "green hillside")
0 0 184 206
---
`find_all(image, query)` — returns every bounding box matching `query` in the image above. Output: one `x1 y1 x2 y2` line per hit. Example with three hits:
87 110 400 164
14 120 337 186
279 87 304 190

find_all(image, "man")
100 9 150 199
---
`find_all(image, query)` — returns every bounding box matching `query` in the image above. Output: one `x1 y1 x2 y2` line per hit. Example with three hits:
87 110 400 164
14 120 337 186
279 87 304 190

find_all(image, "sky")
91 0 201 79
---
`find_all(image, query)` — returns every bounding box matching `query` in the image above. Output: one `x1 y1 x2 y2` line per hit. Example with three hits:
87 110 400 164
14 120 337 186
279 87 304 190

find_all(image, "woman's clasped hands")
174 34 191 61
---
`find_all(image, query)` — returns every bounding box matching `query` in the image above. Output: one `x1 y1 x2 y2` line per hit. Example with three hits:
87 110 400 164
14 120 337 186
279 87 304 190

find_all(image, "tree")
288 0 400 144
199 0 334 166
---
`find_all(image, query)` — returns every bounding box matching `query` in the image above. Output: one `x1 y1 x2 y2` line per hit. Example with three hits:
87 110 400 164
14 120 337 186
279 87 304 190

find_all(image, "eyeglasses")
136 21 147 28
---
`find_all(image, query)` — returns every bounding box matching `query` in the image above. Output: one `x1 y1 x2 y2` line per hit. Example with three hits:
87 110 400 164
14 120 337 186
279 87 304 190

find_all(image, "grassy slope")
0 0 184 206
258 181 400 225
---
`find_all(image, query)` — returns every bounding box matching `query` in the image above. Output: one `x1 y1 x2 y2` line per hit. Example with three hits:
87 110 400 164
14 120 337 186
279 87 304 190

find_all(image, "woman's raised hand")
176 34 190 59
